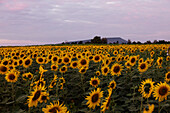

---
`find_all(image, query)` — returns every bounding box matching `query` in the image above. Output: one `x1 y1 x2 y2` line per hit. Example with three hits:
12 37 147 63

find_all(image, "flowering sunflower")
5 70 18 83
59 65 67 73
39 91 49 103
90 76 100 87
49 74 58 89
70 61 78 69
156 57 163 66
42 101 69 113
165 72 170 82
79 67 87 74
27 86 46 107
86 88 103 109
108 80 116 90
26 72 33 80
0 64 8 75
63 55 71 65
143 104 154 113
138 79 154 99
23 57 32 68
129 56 137 66
78 58 89 68
110 63 123 76
101 88 112 112
153 82 170 102
101 66 110 76
138 62 148 73
93 54 101 63
36 57 45 64
96 71 100 76
51 64 58 71
51 55 58 64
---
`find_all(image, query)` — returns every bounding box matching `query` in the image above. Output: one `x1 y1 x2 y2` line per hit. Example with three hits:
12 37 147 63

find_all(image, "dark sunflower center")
53 57 57 61
37 81 44 87
3 61 8 65
52 66 57 69
110 83 115 89
28 74 32 78
49 55 52 59
38 58 43 62
64 58 69 63
14 62 17 65
49 107 60 113
144 83 151 94
32 90 41 101
92 94 99 103
41 96 47 100
19 60 23 64
95 56 100 61
159 59 162 64
159 86 168 96
52 81 55 86
139 60 142 63
9 74 15 80
58 59 62 63
96 72 100 76
140 63 146 69
61 67 66 71
89 56 93 60
73 62 77 67
106 97 111 107
131 58 135 63
92 80 98 85
80 59 87 65
106 60 109 64
81 69 85 73
112 58 115 61
104 68 108 73
114 66 120 73
25 60 30 65
167 73 170 79
145 106 149 111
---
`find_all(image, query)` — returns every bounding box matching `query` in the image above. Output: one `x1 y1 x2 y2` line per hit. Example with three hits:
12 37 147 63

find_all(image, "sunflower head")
143 104 154 113
5 71 18 82
138 62 148 73
165 72 170 82
110 63 123 76
108 80 116 90
90 76 100 87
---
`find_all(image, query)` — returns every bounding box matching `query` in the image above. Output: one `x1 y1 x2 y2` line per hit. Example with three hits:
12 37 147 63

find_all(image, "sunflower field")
0 44 170 113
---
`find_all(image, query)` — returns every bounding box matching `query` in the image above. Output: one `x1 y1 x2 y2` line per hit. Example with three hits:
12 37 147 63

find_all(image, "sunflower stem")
11 83 15 108
158 102 161 113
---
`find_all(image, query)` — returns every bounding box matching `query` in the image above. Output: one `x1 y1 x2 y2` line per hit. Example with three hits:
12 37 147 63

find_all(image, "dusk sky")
0 0 170 46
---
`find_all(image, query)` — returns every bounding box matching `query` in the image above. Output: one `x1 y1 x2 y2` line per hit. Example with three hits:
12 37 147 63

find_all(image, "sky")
0 0 170 46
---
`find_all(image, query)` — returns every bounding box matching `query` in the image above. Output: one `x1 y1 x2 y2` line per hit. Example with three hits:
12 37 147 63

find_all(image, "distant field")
0 44 170 113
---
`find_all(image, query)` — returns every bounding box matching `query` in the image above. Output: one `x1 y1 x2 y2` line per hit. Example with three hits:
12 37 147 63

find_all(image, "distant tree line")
127 39 170 44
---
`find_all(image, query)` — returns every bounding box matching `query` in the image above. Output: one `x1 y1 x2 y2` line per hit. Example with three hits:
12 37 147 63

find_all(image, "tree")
91 36 102 44
127 39 131 44
101 38 107 44
78 41 83 44
132 41 136 44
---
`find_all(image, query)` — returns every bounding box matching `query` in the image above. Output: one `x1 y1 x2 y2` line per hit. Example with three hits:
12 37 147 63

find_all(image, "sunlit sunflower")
113 50 118 56
129 56 137 66
156 57 163 66
125 61 131 69
70 61 78 69
138 58 144 64
86 88 103 109
78 58 89 68
108 80 116 90
23 57 32 68
0 64 8 74
36 57 45 64
63 55 71 65
90 76 100 87
5 71 18 82
51 64 58 71
166 56 170 61
51 55 58 64
153 82 170 102
39 92 49 103
59 65 67 73
49 74 58 89
27 86 46 107
42 101 68 113
33 78 46 88
143 104 154 113
138 79 155 98
18 59 23 66
138 62 148 73
26 72 33 80
101 66 110 76
110 63 123 76
124 55 129 61
96 71 100 76
101 88 112 112
165 72 170 82
79 67 87 74
110 57 116 62
88 55 93 61
93 54 101 63
57 58 63 65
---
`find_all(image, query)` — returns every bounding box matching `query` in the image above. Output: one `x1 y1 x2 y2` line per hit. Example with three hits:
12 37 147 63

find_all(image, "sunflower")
153 82 170 102
138 62 148 73
63 55 71 65
101 66 110 76
23 57 32 68
57 58 63 65
0 64 8 74
110 57 116 62
90 76 100 87
18 59 23 66
59 65 67 73
110 63 123 76
143 104 154 113
113 50 118 56
125 61 131 69
78 58 89 68
5 71 18 82
108 80 116 90
156 57 163 66
27 86 46 107
51 64 58 71
51 55 58 64
33 78 46 88
96 71 100 76
79 67 87 74
138 58 144 64
165 72 170 82
138 79 155 98
49 74 58 89
124 55 129 61
93 54 101 63
42 101 68 113
101 88 112 112
26 72 33 80
36 57 45 64
129 56 137 66
86 88 103 109
70 61 78 69
166 56 170 61
88 55 93 61
39 92 49 103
